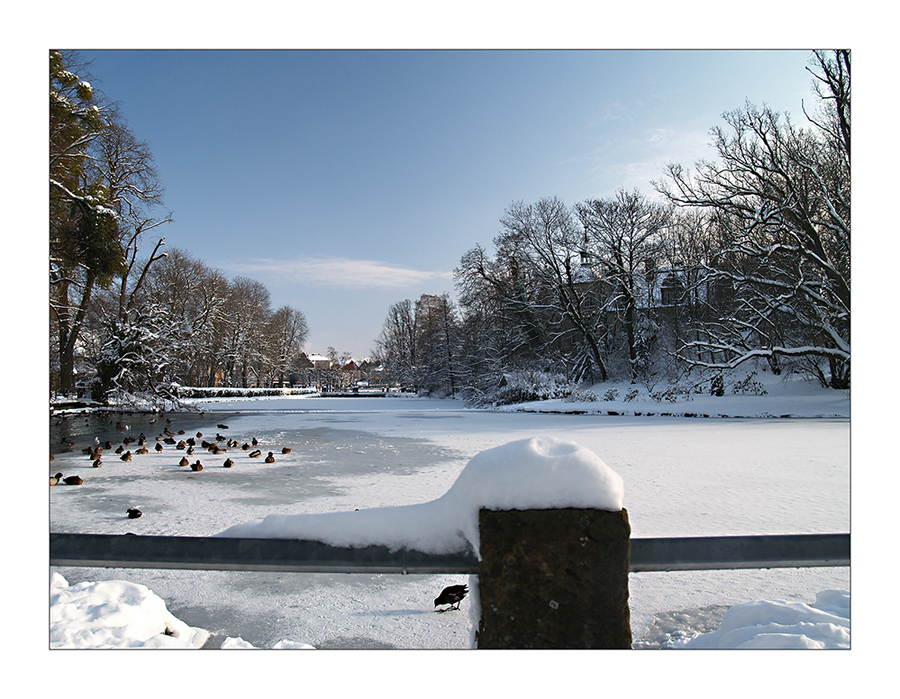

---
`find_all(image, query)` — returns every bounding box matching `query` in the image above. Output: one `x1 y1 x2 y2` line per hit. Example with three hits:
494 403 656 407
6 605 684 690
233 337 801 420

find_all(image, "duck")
177 429 185 435
265 452 276 463
154 442 164 452
50 473 62 486
135 447 149 455
186 445 194 455
120 451 132 462
248 449 261 458
179 456 190 467
63 475 84 486
223 458 234 468
126 508 142 519
89 448 102 460
186 437 196 447
251 437 259 446
434 584 468 611
93 458 102 468
115 445 125 454
196 432 203 438
217 424 229 430
281 447 292 454
176 440 186 450
190 460 203 472
242 443 250 451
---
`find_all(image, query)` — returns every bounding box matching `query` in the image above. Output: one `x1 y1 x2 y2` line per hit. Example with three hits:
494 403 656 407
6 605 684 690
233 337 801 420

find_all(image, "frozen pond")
49 395 850 649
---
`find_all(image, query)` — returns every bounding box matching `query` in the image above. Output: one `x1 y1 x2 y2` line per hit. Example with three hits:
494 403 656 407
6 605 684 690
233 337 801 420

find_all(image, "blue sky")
76 49 816 358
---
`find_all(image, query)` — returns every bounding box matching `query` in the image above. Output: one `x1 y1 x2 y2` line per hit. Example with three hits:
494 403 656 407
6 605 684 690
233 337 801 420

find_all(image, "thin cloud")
221 256 453 290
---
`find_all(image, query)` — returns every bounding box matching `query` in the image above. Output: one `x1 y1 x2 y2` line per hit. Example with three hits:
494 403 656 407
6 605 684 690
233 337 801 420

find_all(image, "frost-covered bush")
602 388 620 402
710 374 725 397
731 371 768 396
487 371 575 407
624 387 640 402
564 388 599 403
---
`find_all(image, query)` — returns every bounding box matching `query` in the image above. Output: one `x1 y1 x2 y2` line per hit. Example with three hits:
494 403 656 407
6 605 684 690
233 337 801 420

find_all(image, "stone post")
476 507 632 649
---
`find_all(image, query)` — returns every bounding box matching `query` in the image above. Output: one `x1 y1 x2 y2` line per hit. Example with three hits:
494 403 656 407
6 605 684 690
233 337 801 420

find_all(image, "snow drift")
684 589 850 649
216 436 625 557
50 571 209 649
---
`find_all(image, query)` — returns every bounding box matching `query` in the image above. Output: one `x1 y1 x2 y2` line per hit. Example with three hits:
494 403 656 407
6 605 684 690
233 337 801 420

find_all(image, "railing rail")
50 532 849 574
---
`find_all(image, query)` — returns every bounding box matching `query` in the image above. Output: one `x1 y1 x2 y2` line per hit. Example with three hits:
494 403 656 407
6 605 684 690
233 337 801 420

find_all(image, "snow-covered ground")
45 372 859 686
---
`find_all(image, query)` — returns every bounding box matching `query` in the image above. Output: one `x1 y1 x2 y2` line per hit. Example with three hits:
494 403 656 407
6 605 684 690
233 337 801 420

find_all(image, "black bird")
434 584 468 611
126 508 142 519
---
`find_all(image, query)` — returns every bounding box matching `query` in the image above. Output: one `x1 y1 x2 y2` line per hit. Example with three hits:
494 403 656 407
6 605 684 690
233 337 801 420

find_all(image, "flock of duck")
52 416 470 612
51 419 294 491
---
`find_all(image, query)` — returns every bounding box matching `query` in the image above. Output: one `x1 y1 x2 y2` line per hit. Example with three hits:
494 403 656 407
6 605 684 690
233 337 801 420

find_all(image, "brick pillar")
476 507 632 649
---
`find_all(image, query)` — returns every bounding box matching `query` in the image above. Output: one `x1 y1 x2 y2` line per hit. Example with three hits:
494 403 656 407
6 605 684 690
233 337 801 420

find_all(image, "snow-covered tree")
656 50 850 388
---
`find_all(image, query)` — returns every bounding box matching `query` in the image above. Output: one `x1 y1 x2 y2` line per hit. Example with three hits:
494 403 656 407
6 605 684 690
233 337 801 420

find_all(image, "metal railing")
50 531 849 574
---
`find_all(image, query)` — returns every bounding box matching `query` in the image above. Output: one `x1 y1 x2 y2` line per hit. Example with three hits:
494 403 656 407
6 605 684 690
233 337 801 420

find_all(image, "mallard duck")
186 437 196 446
281 447 292 454
217 424 229 430
223 458 234 468
190 460 203 471
179 456 190 467
242 443 250 450
115 445 125 454
176 440 186 450
196 432 203 438
135 447 149 455
434 584 468 611
177 429 185 435
249 449 261 458
265 452 276 463
63 475 84 486
93 458 102 468
155 442 164 452
120 451 132 462
126 508 142 519
251 437 259 446
186 445 194 455
50 473 62 486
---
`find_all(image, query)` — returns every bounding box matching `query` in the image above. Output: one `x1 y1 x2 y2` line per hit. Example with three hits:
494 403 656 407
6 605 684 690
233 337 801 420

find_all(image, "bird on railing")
434 584 468 611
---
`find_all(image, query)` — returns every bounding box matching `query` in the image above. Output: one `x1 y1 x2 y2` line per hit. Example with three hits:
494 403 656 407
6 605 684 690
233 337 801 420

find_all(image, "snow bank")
684 590 850 649
50 570 209 648
216 436 625 557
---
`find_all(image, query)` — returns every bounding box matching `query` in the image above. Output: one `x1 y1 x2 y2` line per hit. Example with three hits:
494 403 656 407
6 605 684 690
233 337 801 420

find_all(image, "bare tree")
576 189 670 382
655 50 850 388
